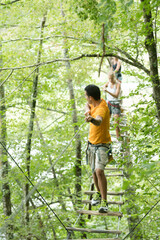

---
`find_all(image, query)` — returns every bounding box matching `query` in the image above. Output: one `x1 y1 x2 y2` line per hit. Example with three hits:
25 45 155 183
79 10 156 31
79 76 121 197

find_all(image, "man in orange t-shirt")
85 84 112 213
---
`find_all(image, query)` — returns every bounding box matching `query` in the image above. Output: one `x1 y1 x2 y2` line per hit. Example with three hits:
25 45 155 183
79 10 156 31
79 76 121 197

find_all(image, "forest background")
0 0 160 239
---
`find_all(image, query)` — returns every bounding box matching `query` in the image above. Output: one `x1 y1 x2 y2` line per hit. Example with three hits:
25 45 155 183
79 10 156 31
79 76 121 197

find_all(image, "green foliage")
0 0 160 238
73 0 99 21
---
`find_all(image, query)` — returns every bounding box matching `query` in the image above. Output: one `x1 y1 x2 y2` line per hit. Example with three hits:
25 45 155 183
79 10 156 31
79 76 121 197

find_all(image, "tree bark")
61 5 86 239
141 0 160 122
25 14 46 239
0 43 13 239
61 4 82 208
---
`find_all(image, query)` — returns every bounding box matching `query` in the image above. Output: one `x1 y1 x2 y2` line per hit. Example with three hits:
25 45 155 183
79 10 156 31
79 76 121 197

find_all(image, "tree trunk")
0 43 13 239
61 5 86 239
141 0 160 122
61 5 82 208
25 15 46 239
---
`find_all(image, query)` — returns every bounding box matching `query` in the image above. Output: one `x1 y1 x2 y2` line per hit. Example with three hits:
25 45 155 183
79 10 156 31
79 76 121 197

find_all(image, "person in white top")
103 71 121 140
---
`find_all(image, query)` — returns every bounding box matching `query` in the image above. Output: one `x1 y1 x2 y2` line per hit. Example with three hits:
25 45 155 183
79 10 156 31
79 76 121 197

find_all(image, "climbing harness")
108 100 121 109
86 141 113 172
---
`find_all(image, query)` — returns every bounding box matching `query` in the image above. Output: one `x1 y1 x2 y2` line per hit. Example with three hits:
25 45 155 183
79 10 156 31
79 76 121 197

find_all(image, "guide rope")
122 198 160 239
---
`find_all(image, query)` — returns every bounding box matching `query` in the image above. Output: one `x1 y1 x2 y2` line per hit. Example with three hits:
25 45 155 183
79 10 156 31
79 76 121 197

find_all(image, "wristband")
90 118 94 123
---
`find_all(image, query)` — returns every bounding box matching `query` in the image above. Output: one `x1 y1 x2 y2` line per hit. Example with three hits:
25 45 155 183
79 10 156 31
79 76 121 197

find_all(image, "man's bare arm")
85 115 102 126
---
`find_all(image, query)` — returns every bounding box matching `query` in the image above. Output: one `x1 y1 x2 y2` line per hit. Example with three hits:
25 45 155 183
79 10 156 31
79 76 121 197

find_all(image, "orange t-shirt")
89 98 111 145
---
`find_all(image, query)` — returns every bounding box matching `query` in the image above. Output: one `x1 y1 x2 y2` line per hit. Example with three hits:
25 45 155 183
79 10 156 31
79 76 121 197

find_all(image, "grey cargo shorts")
86 142 112 173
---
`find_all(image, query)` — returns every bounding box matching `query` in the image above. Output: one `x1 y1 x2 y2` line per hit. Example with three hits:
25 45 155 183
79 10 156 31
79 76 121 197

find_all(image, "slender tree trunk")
61 5 82 207
25 15 46 239
0 43 13 239
61 5 87 239
141 0 160 122
123 133 143 239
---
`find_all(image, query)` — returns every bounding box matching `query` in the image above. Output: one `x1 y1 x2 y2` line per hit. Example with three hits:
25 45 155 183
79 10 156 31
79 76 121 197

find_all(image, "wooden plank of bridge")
77 210 122 217
105 167 124 171
89 174 124 179
66 227 121 234
82 200 124 205
84 191 124 196
106 174 124 177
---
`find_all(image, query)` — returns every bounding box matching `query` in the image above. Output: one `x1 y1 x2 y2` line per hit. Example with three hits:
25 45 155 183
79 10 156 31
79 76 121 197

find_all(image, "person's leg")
118 76 122 83
93 172 100 192
91 171 101 206
114 113 120 139
95 168 107 201
96 168 109 213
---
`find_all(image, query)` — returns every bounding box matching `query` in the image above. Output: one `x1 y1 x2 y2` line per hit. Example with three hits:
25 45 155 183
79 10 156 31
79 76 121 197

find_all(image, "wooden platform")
76 210 123 217
84 191 124 196
66 227 121 234
82 200 124 205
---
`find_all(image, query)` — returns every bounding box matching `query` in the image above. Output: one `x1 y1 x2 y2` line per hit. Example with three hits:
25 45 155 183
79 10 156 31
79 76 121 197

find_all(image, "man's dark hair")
85 84 101 100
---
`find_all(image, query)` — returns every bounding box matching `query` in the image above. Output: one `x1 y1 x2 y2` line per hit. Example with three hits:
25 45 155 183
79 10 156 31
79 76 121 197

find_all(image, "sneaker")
91 192 101 206
99 200 109 213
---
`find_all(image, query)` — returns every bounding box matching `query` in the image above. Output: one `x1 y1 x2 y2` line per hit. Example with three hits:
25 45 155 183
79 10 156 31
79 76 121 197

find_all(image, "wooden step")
106 174 124 177
90 174 124 179
105 167 123 171
84 191 124 196
82 200 124 205
77 210 122 217
66 227 121 234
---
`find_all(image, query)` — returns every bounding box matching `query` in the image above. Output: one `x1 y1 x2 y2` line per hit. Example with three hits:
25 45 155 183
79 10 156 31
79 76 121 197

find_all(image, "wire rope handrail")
122 198 160 240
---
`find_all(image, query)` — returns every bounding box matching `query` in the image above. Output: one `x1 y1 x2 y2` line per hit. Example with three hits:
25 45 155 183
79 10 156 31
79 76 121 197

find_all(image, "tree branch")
0 0 21 5
2 35 98 44
0 70 14 87
0 53 150 75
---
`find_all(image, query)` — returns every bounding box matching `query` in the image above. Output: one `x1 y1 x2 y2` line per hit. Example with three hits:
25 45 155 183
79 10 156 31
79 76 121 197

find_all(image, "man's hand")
85 110 90 116
85 114 93 123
